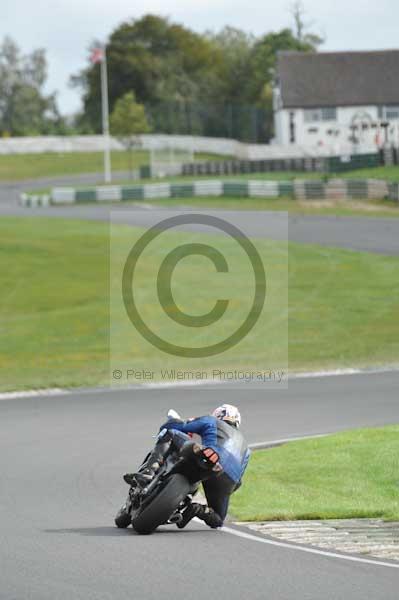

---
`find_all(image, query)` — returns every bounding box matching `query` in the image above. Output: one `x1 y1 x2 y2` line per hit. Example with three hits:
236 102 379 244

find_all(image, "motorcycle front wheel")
132 474 190 535
114 504 131 528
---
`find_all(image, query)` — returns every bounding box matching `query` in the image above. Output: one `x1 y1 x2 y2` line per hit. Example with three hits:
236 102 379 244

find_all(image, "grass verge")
131 195 399 218
9 158 399 186
143 164 399 182
230 425 399 522
138 164 399 183
0 151 222 182
342 165 399 181
0 217 398 391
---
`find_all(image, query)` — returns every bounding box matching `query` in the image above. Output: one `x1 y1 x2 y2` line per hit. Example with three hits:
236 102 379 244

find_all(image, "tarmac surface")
1 173 399 598
1 173 399 255
1 371 399 600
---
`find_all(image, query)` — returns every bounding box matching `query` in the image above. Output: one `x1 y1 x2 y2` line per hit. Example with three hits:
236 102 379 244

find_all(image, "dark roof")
277 50 399 108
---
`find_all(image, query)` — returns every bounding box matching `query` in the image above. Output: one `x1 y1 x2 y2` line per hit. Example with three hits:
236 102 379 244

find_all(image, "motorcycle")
114 410 222 534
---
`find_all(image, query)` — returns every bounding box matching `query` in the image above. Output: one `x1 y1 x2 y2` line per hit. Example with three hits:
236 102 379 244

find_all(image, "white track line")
220 525 399 570
0 388 68 401
1 365 399 400
290 365 399 379
248 433 329 450
0 378 219 400
3 385 398 570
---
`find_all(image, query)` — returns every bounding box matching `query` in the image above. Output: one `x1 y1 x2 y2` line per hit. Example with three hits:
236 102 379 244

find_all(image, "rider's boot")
123 441 170 487
177 503 223 529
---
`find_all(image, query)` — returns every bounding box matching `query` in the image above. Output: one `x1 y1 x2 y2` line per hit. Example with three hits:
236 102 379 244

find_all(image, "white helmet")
212 404 241 428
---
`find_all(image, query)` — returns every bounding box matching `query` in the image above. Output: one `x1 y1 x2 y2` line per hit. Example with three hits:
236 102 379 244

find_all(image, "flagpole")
100 45 111 183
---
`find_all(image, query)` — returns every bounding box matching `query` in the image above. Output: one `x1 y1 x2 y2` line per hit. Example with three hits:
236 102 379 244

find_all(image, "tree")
290 1 324 48
249 28 320 107
73 15 222 133
0 36 62 136
110 91 150 176
207 27 255 104
72 15 324 142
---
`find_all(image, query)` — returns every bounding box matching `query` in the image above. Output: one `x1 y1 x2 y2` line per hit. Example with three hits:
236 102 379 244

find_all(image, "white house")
273 49 399 153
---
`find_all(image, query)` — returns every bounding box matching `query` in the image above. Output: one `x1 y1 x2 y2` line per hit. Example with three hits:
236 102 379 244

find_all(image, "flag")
90 47 104 64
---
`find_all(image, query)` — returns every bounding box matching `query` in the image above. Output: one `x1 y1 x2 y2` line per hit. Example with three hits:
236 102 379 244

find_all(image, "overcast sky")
2 0 398 115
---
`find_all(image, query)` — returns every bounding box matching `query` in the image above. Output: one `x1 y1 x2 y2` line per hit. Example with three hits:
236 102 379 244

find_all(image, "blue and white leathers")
160 415 250 484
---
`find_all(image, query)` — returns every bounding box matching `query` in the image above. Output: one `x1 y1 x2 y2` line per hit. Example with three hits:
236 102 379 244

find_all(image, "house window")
304 109 321 123
304 107 337 123
321 107 336 121
378 106 399 120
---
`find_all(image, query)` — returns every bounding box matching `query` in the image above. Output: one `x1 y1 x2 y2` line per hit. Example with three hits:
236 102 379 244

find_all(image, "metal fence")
144 101 273 144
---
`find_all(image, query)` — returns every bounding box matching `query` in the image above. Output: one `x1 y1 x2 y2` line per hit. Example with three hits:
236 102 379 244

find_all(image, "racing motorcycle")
114 410 222 534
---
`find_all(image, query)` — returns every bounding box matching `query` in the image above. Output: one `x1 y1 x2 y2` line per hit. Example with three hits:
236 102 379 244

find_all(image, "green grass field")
0 217 398 391
145 164 399 183
0 151 222 182
29 165 399 190
142 164 399 183
125 195 399 218
0 151 146 181
2 149 399 184
230 425 399 522
342 165 399 181
96 171 324 186
109 216 287 384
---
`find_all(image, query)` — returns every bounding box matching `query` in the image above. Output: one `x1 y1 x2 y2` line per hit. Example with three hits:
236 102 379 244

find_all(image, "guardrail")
19 178 399 207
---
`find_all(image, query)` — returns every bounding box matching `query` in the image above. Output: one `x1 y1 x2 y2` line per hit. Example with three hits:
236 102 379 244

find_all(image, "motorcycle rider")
123 404 250 530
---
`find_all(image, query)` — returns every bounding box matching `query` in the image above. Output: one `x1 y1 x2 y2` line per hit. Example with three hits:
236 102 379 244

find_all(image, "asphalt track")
1 371 399 600
1 175 399 598
1 174 399 255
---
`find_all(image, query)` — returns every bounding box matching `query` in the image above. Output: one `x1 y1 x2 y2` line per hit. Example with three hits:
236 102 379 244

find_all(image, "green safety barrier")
222 182 249 196
171 184 195 197
19 178 399 207
278 181 294 196
75 189 97 203
121 186 144 201
327 153 381 173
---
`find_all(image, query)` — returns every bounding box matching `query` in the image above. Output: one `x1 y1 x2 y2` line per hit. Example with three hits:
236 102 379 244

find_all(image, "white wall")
0 134 239 156
274 104 399 154
0 133 333 160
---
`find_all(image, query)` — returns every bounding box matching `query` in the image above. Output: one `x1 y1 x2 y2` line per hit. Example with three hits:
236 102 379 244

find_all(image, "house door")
289 112 296 143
